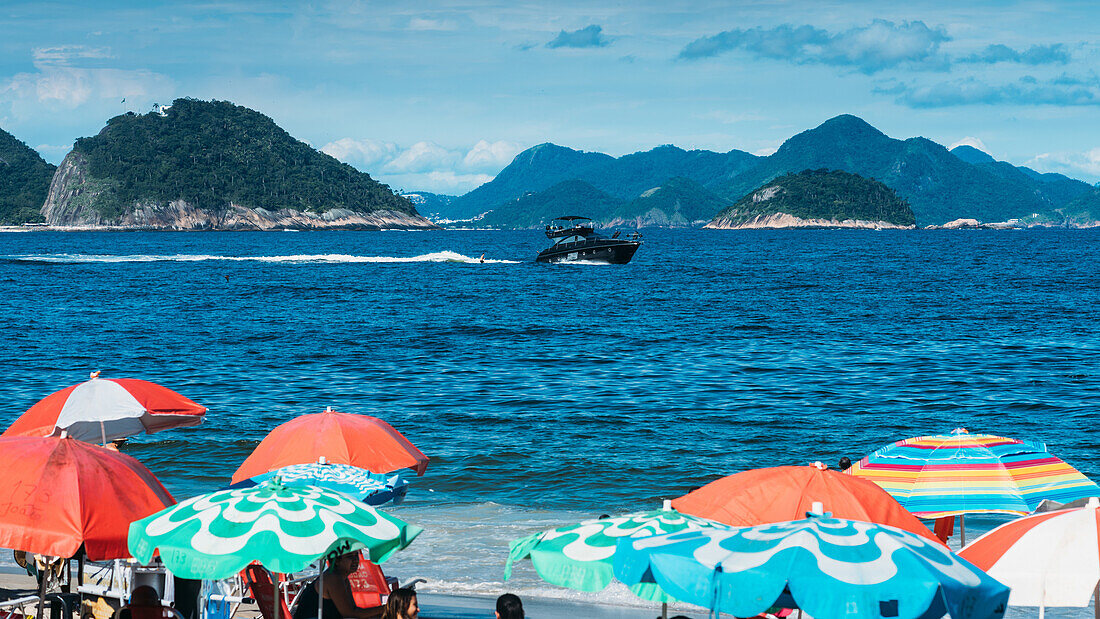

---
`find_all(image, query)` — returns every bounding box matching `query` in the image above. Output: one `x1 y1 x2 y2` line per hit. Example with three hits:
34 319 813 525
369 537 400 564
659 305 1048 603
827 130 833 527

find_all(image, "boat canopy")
552 215 591 222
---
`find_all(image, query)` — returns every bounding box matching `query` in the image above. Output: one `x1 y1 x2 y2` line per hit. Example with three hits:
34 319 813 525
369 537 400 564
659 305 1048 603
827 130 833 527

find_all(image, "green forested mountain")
455 115 1093 228
950 145 996 165
477 180 623 228
711 169 915 227
64 98 415 220
715 115 1092 226
1023 186 1100 226
449 144 614 219
0 128 55 224
611 177 730 226
445 143 757 220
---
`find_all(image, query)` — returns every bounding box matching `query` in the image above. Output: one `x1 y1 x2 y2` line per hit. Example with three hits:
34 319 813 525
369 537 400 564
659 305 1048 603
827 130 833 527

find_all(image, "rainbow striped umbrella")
849 428 1099 518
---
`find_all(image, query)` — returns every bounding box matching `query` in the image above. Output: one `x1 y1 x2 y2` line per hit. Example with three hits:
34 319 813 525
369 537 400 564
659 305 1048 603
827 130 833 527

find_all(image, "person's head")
495 593 523 619
838 456 852 471
383 588 418 619
130 586 160 607
330 551 360 576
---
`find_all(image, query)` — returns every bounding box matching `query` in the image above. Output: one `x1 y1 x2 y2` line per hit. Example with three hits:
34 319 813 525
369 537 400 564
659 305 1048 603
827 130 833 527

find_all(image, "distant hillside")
0 128 55 224
477 180 622 229
950 145 995 165
708 169 915 229
449 144 613 220
715 115 1092 226
609 177 730 227
446 143 757 220
43 98 433 230
1022 186 1100 227
403 191 458 220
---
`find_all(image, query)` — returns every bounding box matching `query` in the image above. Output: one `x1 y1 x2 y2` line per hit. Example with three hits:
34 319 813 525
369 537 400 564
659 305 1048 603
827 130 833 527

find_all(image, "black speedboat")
535 216 641 264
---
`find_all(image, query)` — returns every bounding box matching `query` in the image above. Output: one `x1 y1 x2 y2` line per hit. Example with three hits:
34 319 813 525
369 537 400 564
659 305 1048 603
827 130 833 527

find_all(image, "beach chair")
240 566 291 619
0 588 40 619
345 555 397 608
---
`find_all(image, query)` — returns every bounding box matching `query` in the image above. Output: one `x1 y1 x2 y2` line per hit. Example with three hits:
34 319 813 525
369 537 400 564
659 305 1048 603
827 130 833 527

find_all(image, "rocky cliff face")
41 153 437 230
705 213 915 229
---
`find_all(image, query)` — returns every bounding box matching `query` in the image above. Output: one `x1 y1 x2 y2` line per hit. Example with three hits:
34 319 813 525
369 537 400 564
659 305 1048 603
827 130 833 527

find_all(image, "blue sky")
2 0 1098 194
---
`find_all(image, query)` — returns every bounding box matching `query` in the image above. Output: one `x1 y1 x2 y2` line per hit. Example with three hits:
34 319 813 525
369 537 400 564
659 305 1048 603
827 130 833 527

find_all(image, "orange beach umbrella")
231 407 428 483
0 436 176 560
672 463 944 545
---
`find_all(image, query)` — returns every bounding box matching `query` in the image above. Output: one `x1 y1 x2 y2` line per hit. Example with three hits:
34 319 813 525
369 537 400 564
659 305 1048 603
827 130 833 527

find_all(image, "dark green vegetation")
714 169 915 226
72 98 414 218
715 115 1091 226
477 180 622 228
1024 186 1100 226
0 128 55 224
448 115 1092 227
612 177 730 226
950 145 996 165
447 143 757 221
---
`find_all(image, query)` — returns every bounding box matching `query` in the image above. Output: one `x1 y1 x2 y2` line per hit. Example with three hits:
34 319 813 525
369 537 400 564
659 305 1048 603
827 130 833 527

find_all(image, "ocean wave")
1 251 519 264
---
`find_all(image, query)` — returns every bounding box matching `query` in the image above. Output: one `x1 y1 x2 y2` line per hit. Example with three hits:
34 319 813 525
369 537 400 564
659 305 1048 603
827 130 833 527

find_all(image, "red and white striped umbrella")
2 372 206 444
959 497 1100 618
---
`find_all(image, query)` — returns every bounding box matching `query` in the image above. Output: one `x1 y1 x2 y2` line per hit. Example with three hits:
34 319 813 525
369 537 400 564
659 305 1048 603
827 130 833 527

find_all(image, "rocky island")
705 169 917 229
0 128 56 225
39 98 435 231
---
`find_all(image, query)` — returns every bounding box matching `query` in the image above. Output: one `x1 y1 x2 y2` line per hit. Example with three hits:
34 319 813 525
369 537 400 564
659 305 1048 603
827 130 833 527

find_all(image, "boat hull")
536 240 640 264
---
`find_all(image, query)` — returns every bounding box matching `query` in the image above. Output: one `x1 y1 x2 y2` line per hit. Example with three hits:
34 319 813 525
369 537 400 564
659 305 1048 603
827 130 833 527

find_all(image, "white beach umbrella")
959 497 1100 619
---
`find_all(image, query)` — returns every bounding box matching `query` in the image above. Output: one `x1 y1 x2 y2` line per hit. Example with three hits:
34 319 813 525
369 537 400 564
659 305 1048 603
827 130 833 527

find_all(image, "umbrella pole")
35 563 47 619
318 559 324 619
959 514 966 546
661 601 667 619
272 571 280 619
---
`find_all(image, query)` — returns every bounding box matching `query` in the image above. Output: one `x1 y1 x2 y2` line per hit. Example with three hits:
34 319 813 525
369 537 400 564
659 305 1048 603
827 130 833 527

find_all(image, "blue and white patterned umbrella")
241 462 408 506
614 514 1010 619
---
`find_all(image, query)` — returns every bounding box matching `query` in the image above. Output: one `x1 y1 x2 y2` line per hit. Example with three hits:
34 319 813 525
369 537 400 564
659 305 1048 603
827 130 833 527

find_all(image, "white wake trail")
6 251 519 264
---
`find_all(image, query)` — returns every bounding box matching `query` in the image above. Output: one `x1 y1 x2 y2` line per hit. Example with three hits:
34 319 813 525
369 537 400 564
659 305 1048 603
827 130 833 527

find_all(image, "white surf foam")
5 251 518 264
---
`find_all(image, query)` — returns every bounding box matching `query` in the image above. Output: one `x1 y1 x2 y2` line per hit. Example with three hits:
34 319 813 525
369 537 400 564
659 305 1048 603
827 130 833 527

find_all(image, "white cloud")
384 141 457 173
949 136 990 152
33 45 112 67
321 137 523 193
462 139 521 171
1026 148 1100 181
698 111 767 125
321 138 398 169
407 17 457 31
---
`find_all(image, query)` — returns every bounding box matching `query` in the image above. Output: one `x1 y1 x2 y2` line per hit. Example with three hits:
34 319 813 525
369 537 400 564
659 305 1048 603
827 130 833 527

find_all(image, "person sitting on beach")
380 589 418 619
118 585 173 619
292 552 383 619
495 593 523 619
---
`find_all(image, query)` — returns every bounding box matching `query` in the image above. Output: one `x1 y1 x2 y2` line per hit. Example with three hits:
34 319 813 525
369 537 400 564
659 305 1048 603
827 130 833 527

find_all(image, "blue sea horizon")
1 228 1097 617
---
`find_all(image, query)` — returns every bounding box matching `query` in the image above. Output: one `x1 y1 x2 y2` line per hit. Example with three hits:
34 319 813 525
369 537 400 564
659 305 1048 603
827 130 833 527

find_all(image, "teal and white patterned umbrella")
505 507 732 602
128 478 422 580
614 514 1010 619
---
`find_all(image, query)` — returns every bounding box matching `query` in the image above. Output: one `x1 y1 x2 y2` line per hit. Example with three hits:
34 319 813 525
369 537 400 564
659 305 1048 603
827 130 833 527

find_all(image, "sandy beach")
0 567 711 619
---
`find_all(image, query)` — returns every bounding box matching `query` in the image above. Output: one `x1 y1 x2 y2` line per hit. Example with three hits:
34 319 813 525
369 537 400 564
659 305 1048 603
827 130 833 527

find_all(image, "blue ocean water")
1 228 1098 614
